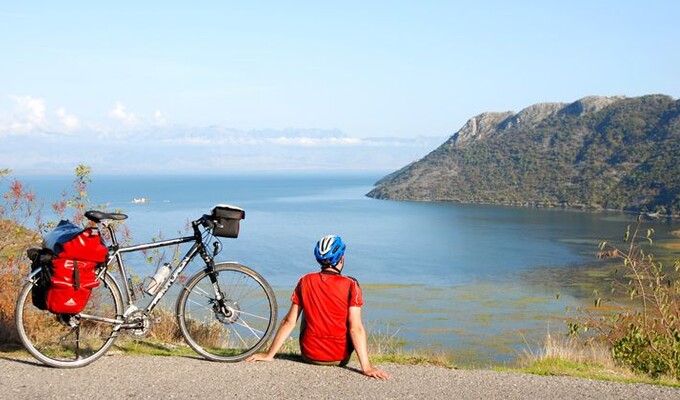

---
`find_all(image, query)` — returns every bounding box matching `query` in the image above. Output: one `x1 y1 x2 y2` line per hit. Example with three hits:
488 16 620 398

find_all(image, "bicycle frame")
102 220 213 315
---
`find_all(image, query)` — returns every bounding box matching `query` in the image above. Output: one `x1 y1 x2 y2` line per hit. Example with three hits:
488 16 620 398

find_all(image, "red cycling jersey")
291 270 363 362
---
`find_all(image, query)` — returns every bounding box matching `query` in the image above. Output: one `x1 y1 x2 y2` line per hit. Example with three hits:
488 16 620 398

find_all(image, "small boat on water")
644 211 667 220
132 198 150 204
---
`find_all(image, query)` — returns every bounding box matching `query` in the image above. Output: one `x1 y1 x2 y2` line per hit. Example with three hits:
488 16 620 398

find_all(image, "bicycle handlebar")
192 214 217 232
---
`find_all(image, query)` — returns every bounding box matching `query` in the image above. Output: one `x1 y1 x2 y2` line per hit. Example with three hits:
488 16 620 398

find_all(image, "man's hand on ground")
246 353 274 362
363 367 391 380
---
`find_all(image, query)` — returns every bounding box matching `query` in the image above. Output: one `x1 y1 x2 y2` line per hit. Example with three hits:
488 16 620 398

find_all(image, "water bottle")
145 263 171 295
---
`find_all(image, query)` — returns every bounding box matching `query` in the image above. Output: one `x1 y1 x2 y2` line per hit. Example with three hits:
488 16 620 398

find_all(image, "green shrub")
576 217 680 379
612 321 680 378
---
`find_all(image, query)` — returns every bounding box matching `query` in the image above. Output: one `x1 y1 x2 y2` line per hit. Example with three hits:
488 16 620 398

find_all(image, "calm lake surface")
18 173 680 364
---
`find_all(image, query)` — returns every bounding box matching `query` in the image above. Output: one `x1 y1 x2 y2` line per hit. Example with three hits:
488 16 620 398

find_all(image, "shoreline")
364 194 680 220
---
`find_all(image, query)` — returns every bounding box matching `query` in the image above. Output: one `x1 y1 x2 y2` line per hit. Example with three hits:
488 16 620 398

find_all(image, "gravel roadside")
1 355 679 400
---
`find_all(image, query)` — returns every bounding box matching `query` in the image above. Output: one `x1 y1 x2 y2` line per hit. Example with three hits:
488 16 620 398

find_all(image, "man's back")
292 271 363 362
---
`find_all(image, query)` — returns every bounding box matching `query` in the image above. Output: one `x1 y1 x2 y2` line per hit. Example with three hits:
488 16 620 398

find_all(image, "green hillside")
367 95 680 216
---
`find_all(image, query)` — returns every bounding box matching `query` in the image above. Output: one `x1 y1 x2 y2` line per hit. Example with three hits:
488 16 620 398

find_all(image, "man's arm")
246 303 300 362
348 306 390 379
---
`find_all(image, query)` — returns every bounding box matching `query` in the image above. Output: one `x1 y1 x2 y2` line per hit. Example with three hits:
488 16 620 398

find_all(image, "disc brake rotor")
214 299 240 324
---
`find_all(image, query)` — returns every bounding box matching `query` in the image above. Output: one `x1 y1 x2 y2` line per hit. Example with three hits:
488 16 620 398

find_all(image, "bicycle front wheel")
176 262 277 362
15 271 124 368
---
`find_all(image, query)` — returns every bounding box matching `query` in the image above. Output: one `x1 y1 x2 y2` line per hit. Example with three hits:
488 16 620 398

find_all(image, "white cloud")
13 95 45 125
154 110 167 125
109 101 138 125
0 95 47 133
56 107 79 130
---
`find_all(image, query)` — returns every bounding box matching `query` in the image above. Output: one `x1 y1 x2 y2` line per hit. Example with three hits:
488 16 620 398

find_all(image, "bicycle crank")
124 310 153 337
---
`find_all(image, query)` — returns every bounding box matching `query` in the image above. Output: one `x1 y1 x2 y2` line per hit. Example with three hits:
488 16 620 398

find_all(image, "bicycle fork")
198 244 235 322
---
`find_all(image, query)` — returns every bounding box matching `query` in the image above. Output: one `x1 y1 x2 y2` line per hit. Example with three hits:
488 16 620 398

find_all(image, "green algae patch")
514 297 548 304
406 307 444 315
458 293 484 300
361 283 422 290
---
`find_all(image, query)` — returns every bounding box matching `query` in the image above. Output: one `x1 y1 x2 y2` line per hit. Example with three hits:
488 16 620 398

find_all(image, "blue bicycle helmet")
314 235 346 267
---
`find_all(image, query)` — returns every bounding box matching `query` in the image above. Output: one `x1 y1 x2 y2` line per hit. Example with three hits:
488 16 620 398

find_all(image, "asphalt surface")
1 354 679 399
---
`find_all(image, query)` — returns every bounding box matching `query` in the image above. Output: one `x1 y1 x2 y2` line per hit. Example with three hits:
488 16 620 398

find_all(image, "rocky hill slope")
367 95 680 215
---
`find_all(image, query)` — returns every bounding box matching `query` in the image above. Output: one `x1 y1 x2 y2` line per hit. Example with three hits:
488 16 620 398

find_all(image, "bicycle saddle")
84 210 128 223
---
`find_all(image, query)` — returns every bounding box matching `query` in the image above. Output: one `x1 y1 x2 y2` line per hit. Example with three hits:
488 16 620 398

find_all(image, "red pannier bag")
46 227 108 314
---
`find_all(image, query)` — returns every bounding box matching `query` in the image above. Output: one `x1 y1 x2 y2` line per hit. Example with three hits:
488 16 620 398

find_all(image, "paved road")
1 354 679 399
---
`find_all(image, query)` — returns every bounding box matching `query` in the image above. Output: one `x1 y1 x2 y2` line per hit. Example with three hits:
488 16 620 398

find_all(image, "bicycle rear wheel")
15 271 123 368
176 262 277 362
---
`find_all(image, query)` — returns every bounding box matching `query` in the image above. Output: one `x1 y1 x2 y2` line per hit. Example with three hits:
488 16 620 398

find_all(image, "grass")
370 344 457 368
509 333 680 388
111 340 196 357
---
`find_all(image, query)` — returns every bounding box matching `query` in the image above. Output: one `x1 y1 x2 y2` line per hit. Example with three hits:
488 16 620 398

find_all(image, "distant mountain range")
1 127 444 174
367 95 680 216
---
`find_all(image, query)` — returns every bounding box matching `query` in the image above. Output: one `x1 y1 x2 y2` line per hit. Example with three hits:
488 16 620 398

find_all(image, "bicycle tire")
176 262 278 362
15 270 124 368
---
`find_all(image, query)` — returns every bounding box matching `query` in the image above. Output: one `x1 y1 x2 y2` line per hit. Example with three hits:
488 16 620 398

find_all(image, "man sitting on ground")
247 235 390 380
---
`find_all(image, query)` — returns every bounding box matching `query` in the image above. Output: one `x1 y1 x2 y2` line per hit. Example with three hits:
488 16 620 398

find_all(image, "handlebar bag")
212 205 245 238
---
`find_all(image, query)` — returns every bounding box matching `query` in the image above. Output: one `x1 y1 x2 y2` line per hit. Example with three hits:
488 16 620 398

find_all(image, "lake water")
16 173 680 364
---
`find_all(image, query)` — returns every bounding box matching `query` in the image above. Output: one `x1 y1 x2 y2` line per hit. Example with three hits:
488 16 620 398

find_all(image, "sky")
1 1 679 174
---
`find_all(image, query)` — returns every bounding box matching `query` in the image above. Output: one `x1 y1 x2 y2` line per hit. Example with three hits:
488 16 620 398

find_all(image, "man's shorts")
302 353 351 367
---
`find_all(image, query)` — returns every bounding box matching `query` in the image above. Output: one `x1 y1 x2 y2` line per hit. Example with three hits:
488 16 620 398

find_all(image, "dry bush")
0 255 26 347
0 177 42 348
520 333 616 368
368 324 404 355
0 166 97 349
182 318 225 348
149 308 183 343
